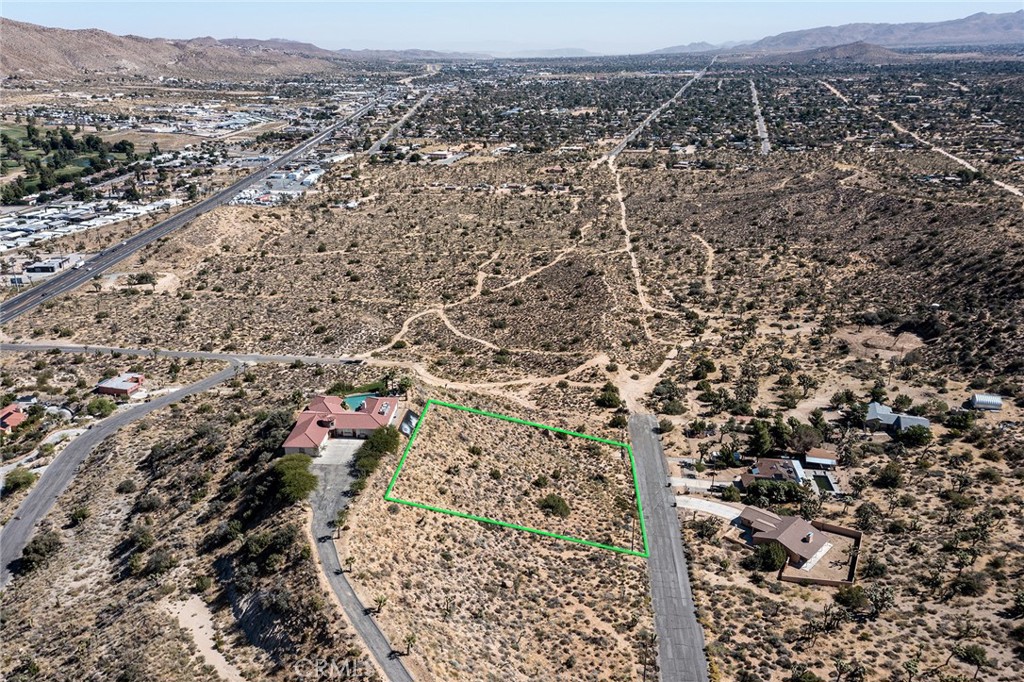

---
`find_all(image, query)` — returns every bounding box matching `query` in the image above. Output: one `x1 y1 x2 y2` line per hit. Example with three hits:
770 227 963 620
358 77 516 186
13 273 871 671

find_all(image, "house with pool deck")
283 394 399 455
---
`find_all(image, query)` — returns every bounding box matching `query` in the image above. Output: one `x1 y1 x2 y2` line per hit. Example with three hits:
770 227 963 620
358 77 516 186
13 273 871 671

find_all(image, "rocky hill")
653 10 1023 55
744 10 1023 52
0 18 348 80
0 18 483 81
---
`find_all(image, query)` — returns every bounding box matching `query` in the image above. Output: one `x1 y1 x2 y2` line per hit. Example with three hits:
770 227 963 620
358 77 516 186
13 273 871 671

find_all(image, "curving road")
0 360 239 588
0 104 373 326
309 456 414 682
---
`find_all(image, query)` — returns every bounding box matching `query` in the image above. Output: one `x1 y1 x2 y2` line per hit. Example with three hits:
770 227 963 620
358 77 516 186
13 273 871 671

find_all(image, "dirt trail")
691 233 716 294
162 596 246 682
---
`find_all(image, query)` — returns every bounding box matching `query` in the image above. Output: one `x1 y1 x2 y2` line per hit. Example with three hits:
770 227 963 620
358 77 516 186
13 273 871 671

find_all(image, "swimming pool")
344 393 377 410
813 475 836 492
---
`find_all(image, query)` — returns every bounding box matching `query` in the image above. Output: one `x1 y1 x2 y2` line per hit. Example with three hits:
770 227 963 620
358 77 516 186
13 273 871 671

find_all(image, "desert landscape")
1 6 1023 682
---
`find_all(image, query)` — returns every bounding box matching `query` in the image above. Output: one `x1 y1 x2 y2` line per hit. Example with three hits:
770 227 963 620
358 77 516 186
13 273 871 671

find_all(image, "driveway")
629 414 710 682
309 444 414 682
674 496 743 522
670 476 720 491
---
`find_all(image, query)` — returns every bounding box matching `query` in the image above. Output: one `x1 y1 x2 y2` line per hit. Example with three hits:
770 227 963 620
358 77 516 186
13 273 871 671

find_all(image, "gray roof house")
866 402 898 427
866 402 930 432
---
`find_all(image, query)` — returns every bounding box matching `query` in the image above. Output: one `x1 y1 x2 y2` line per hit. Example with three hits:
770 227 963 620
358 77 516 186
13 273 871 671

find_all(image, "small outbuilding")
970 393 1003 411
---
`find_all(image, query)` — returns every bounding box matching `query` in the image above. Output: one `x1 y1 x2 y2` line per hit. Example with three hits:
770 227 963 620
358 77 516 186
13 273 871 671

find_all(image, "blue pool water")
344 393 377 410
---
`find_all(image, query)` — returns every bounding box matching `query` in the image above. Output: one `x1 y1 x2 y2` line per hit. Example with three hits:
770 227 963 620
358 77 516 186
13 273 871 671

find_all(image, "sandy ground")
162 597 245 681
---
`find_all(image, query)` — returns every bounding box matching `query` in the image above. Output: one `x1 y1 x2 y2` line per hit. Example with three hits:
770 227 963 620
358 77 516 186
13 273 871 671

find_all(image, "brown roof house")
739 457 807 489
739 507 830 568
283 395 398 455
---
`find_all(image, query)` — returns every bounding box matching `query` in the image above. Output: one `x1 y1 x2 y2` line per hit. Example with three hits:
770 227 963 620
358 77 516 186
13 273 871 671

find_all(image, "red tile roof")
282 395 398 450
0 404 27 431
0 403 27 430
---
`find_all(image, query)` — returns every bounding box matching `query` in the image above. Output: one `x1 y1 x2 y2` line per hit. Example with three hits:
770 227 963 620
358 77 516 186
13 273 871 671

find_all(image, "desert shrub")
742 541 788 571
69 506 91 526
115 479 137 494
3 467 36 495
658 419 675 434
874 462 904 488
19 530 62 572
662 399 686 415
861 555 888 578
977 467 1002 484
270 454 318 505
192 574 214 593
538 493 570 518
834 584 868 610
129 525 156 551
145 547 178 575
595 382 622 408
352 426 400 485
855 501 882 531
949 571 989 597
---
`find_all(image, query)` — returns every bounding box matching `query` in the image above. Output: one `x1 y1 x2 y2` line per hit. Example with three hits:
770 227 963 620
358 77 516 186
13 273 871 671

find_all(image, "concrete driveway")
309 441 414 682
674 496 743 522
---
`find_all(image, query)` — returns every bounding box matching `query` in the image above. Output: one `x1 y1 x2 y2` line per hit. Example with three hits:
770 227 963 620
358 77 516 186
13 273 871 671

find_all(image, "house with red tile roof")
0 404 28 433
283 395 399 455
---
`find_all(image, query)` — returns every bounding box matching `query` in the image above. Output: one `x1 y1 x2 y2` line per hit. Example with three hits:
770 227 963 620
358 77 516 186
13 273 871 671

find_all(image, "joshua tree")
954 644 989 680
638 630 658 682
374 594 388 614
404 632 417 655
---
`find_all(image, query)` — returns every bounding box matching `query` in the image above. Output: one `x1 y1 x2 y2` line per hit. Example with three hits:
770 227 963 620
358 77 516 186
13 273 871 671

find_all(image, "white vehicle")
73 262 84 269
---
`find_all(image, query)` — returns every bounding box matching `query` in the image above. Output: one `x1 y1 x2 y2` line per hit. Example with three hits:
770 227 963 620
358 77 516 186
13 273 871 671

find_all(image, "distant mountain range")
0 18 487 81
654 10 1023 54
2 9 1021 82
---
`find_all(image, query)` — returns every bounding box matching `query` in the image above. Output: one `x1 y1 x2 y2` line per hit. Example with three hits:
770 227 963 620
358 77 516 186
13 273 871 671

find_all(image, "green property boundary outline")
383 399 650 558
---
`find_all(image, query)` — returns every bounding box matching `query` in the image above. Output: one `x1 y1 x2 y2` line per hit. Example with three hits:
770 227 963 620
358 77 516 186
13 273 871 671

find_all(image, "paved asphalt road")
0 342 362 366
750 80 771 156
629 414 709 682
0 103 373 325
600 58 715 165
0 361 239 589
367 93 431 155
309 457 414 682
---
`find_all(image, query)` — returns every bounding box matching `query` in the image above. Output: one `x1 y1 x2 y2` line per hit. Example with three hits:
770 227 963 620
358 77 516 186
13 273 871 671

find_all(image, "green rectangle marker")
383 399 649 558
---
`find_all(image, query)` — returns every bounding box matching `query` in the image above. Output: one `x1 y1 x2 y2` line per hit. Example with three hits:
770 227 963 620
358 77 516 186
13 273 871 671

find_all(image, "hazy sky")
3 1 1019 54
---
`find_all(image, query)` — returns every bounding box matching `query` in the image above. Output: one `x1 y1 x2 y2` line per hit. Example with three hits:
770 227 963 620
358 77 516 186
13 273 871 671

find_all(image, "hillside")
649 41 719 55
753 41 918 65
746 10 1023 52
0 19 483 81
0 18 348 80
653 10 1023 55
